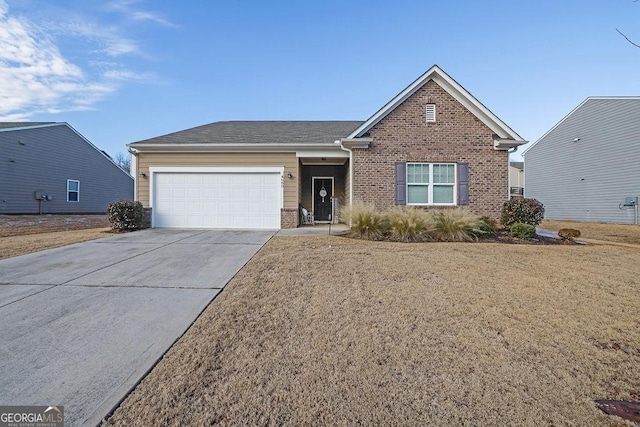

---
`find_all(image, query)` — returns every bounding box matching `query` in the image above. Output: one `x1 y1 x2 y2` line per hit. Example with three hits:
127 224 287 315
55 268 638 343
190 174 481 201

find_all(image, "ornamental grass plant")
343 203 486 243
340 202 387 240
431 208 486 242
383 207 433 242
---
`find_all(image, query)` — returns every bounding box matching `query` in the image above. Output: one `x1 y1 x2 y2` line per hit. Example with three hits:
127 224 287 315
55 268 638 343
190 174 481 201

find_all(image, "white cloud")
107 0 177 28
0 1 116 118
0 0 172 120
104 69 155 82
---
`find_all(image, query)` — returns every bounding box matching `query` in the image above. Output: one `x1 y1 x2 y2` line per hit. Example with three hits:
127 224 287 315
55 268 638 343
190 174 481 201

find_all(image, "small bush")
501 198 545 229
107 200 145 231
340 202 387 240
473 220 493 237
431 208 485 242
558 228 581 240
384 207 433 242
510 223 536 239
479 216 499 232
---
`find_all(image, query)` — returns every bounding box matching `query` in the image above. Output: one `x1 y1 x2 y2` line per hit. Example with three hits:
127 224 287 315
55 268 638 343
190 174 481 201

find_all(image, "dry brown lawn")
541 220 640 246
0 215 111 259
105 236 640 426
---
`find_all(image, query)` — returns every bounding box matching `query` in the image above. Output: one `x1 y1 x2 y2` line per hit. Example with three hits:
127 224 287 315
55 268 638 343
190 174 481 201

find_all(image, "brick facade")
352 80 508 218
280 208 298 229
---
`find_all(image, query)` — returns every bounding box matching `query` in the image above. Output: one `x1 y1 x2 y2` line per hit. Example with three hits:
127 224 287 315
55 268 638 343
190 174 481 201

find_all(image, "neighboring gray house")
523 97 640 224
0 122 133 214
509 161 524 198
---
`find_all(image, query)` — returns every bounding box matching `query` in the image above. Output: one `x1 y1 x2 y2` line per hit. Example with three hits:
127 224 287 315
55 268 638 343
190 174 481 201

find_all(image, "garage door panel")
153 172 281 229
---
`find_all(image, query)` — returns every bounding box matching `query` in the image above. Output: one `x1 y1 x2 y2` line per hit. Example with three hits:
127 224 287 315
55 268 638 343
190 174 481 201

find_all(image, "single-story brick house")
128 65 526 229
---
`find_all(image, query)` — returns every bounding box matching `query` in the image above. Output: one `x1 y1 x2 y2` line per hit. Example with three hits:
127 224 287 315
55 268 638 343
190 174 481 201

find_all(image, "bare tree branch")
114 152 131 173
617 28 640 48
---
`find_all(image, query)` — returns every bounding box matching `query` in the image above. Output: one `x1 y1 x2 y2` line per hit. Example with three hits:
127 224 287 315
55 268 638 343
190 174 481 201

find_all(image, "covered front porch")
297 156 349 226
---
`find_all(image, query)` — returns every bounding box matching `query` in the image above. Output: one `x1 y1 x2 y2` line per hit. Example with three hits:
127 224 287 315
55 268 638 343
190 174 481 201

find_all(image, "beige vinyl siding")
136 152 298 209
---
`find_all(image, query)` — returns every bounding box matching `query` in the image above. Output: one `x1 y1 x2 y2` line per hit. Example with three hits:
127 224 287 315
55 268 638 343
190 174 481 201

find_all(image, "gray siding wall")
524 98 640 224
0 125 133 214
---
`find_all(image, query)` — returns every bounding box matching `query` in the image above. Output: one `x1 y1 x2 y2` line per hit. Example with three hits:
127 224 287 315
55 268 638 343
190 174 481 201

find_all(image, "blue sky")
1 0 639 161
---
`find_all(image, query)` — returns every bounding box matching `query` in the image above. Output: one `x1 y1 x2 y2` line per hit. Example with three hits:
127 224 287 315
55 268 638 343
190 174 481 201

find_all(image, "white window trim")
67 179 80 202
406 163 457 206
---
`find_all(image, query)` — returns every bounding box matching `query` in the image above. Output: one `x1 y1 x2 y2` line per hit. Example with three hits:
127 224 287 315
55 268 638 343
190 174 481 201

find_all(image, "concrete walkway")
277 224 350 236
0 229 274 426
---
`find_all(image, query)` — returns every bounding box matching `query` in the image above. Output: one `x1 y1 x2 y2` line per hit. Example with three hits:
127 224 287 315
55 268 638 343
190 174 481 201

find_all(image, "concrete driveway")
0 229 274 426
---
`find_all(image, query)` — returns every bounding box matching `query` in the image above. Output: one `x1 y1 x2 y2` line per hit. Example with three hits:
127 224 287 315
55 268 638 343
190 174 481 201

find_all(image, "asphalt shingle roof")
130 121 364 145
0 122 56 129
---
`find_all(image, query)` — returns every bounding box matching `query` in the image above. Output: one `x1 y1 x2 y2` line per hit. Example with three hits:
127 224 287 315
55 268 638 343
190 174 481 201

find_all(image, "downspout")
336 140 353 226
128 147 139 201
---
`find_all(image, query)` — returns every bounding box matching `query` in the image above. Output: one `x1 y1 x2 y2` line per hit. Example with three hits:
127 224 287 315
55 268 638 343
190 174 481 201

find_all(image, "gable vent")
426 104 436 123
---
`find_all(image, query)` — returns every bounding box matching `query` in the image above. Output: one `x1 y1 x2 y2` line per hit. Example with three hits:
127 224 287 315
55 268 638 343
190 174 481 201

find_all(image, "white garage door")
152 171 282 229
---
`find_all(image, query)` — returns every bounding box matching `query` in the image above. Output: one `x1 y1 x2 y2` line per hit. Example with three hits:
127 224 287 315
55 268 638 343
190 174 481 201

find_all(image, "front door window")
313 177 333 222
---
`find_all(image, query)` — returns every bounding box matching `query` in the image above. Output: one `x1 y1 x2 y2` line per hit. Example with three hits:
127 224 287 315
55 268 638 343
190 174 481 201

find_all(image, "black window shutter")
395 162 407 205
458 162 469 206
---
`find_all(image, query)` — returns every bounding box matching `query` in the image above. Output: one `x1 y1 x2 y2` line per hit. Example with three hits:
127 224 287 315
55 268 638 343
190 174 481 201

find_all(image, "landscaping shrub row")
342 198 546 242
340 203 487 242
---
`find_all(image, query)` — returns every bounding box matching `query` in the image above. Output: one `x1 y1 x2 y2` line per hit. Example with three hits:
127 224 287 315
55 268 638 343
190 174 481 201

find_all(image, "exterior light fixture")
287 172 294 179
139 172 147 178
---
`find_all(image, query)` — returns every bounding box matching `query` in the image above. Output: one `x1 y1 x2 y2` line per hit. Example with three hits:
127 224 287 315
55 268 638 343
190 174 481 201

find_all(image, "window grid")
67 179 80 202
406 163 456 205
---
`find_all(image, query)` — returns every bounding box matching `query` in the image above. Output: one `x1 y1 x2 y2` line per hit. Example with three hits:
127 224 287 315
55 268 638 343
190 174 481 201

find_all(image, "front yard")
104 235 640 426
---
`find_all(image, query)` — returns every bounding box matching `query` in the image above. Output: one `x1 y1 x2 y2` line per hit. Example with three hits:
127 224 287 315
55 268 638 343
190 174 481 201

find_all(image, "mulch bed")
481 230 579 245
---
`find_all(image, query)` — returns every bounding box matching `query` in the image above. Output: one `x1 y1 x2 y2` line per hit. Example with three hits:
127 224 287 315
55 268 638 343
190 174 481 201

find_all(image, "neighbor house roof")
346 64 526 145
0 122 57 130
130 121 363 146
510 161 524 170
522 97 640 157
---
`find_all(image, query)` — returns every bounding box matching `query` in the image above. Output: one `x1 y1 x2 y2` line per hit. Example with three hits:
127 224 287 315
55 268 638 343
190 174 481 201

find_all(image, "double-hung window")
67 179 80 202
407 163 456 205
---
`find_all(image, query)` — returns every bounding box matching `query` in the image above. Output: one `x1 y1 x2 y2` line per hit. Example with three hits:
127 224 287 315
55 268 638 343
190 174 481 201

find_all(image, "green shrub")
510 223 536 239
431 208 485 242
501 198 545 229
340 202 387 240
473 220 493 237
384 207 433 242
107 200 145 231
479 216 499 232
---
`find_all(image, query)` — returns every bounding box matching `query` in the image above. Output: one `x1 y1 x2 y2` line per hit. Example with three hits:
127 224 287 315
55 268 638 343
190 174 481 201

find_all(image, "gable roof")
347 65 525 142
521 97 640 157
130 121 363 147
0 121 132 177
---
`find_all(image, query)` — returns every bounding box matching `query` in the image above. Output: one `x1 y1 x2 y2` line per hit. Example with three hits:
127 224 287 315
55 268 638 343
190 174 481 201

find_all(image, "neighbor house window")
407 163 455 205
67 179 80 202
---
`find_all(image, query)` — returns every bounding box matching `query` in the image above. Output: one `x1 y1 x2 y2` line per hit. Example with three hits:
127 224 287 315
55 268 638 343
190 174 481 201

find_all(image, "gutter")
126 142 348 153
493 137 528 151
